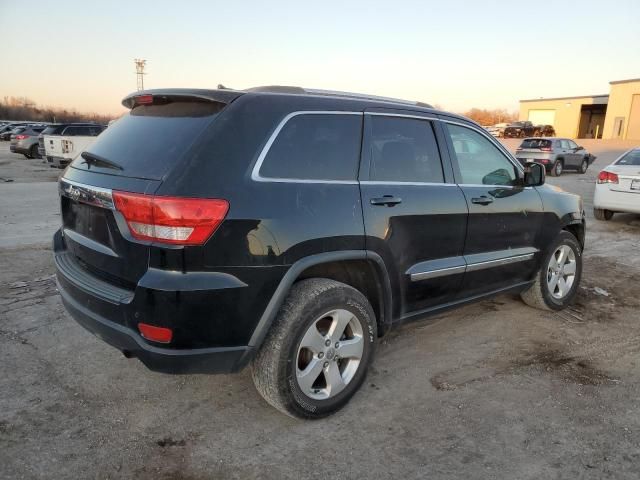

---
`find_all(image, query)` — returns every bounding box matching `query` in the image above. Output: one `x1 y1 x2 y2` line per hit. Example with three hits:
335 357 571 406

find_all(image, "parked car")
0 123 29 141
41 123 106 168
515 137 596 176
485 123 508 138
9 125 46 158
537 124 556 137
53 86 585 418
593 148 640 220
503 121 538 138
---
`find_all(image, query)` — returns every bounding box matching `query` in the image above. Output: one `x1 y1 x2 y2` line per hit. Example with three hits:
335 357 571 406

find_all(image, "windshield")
70 101 224 180
615 150 640 166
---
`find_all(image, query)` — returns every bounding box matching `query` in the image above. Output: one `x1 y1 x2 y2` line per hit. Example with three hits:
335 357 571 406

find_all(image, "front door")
359 112 469 317
441 121 544 298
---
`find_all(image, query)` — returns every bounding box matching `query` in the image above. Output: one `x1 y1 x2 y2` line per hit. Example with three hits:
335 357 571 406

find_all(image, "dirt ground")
1 138 640 479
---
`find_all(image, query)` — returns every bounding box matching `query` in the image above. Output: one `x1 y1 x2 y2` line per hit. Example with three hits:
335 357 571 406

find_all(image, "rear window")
70 101 224 180
616 150 640 166
520 139 552 149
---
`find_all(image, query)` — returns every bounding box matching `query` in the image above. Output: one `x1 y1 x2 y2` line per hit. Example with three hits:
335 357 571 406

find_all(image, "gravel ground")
1 138 640 479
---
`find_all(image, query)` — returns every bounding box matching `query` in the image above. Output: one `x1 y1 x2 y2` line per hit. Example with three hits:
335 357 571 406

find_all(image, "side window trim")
360 112 454 185
441 120 525 187
251 111 363 184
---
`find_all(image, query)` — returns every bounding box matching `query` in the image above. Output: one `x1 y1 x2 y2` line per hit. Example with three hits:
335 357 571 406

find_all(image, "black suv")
54 87 585 418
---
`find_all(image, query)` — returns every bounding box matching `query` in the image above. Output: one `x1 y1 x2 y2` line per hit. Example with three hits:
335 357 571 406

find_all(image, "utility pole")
134 59 147 91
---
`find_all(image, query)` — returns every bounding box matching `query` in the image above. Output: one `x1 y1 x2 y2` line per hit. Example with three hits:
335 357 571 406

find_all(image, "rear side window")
42 125 66 135
368 116 444 183
259 113 362 181
521 139 552 149
71 101 224 180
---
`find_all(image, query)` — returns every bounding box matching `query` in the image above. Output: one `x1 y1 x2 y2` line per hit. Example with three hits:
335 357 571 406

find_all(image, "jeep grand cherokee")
54 86 585 418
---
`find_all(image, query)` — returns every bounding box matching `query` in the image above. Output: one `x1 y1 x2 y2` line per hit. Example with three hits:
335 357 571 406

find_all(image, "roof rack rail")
242 85 433 108
245 85 306 94
304 88 433 109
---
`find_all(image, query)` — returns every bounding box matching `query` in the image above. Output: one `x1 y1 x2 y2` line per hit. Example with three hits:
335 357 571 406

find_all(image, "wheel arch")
247 250 393 351
562 220 585 251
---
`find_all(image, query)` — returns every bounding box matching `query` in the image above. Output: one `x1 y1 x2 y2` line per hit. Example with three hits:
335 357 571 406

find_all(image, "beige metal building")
519 78 640 140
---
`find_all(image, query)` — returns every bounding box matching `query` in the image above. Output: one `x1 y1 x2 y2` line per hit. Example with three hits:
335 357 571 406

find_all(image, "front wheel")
251 278 376 419
521 231 582 311
579 158 588 174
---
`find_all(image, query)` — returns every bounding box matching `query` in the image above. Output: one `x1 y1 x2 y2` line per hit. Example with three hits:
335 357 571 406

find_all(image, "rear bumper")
594 185 640 214
58 281 251 374
10 144 30 154
48 156 71 167
53 229 256 374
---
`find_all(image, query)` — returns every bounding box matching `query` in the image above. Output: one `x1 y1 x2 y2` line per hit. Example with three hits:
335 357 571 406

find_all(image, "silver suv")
515 137 596 176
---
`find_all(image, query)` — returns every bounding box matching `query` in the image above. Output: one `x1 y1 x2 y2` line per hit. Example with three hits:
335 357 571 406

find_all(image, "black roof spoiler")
122 88 244 109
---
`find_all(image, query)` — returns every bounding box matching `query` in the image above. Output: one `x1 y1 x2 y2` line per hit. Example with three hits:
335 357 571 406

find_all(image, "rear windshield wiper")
80 152 123 171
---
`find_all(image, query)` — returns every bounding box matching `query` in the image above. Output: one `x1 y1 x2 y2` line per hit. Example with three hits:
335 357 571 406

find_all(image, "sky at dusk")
1 0 638 116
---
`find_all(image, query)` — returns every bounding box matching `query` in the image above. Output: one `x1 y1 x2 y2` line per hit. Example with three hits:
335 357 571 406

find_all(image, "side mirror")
524 162 545 186
575 145 583 151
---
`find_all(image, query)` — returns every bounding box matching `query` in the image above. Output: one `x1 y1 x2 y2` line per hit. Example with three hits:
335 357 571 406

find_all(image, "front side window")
368 116 444 183
446 123 517 186
260 113 362 181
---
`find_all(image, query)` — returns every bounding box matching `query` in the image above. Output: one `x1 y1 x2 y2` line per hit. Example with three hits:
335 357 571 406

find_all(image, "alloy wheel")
546 245 577 299
296 309 364 400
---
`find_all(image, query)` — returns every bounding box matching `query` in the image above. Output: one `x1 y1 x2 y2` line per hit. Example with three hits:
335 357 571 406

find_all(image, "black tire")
30 144 41 159
549 159 563 176
251 278 377 419
521 231 582 311
23 153 32 159
579 158 588 174
594 208 614 221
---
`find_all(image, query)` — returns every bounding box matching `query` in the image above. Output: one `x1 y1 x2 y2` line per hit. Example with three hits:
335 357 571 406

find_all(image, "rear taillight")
15 134 28 140
112 191 229 245
597 171 619 184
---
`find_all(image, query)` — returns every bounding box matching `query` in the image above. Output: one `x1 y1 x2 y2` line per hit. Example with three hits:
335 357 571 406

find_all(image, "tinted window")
567 140 578 149
260 114 362 181
616 150 640 166
42 125 66 135
446 124 517 186
560 139 571 149
71 101 223 180
368 116 444 183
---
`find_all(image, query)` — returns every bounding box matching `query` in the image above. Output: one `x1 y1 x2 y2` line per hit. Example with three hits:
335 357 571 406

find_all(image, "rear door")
359 111 468 317
441 120 544 298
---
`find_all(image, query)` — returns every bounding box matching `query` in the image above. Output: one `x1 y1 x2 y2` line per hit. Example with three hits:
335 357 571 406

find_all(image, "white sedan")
593 148 640 220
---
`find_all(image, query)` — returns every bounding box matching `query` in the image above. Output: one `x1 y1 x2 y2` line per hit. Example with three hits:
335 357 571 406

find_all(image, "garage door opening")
527 109 556 127
578 104 607 138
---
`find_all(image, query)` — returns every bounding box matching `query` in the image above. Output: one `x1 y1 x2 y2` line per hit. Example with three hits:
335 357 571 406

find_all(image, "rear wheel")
521 231 582 311
594 208 614 221
30 144 41 159
549 159 563 176
251 278 376 419
23 153 32 159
